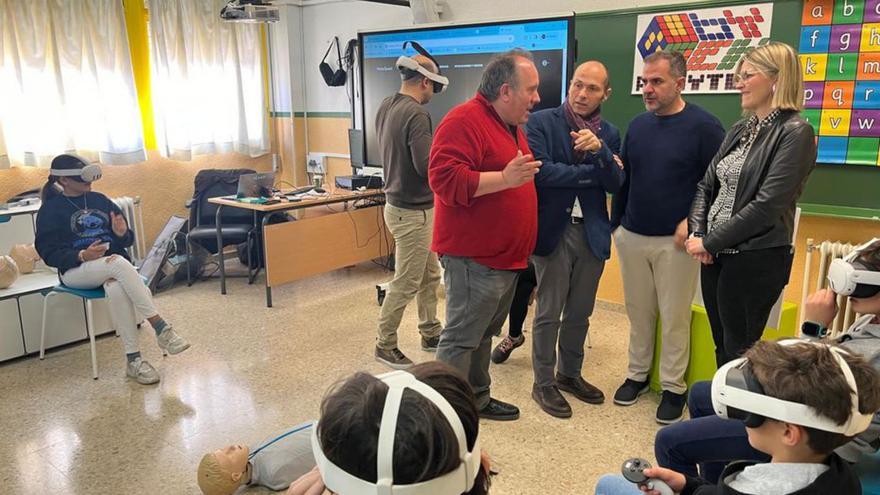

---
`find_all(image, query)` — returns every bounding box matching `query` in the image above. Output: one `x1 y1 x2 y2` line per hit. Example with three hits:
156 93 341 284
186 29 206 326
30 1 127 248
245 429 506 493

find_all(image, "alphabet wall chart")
801 0 880 165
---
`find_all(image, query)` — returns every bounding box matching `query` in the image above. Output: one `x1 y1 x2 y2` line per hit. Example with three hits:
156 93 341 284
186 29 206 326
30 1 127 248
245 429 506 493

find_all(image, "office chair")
185 169 259 286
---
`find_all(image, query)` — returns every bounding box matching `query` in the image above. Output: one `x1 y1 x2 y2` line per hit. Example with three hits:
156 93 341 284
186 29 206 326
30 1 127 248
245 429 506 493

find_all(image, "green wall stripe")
798 203 880 221
293 111 351 118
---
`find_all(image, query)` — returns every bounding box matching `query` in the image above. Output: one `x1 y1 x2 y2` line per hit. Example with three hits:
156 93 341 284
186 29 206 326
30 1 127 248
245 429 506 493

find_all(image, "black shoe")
531 384 572 418
613 378 650 406
421 335 440 352
556 373 605 405
491 333 525 364
656 390 688 425
375 347 414 370
478 397 520 421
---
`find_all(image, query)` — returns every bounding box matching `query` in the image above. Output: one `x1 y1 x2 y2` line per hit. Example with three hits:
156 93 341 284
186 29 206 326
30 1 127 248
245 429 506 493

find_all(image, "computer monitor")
349 128 365 170
236 172 275 198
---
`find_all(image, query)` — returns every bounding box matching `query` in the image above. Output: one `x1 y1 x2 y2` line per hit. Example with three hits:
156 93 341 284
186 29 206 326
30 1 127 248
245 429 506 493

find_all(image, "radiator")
800 238 860 337
111 196 146 264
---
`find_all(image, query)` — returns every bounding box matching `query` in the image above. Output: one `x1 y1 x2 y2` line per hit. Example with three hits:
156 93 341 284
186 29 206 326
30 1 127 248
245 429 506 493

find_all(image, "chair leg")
85 299 98 380
40 291 55 360
247 233 255 285
186 236 193 287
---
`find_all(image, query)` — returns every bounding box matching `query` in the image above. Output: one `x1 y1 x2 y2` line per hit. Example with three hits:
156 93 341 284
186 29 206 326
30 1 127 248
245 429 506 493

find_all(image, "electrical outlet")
307 153 326 174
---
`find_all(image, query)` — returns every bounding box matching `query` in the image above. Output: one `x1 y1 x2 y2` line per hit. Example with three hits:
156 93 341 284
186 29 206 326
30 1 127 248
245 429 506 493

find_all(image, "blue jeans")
654 381 768 483
594 475 643 495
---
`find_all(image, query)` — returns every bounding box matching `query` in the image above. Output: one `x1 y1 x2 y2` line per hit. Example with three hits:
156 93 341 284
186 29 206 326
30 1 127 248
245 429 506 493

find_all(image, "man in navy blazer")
524 61 624 418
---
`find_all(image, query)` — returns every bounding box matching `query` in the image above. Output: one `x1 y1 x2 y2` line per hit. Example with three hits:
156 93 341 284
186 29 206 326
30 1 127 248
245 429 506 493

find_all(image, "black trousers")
507 262 537 338
701 245 794 366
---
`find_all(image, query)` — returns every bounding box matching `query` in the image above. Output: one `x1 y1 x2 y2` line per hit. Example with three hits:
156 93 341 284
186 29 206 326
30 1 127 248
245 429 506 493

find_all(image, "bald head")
568 60 612 117
401 54 438 84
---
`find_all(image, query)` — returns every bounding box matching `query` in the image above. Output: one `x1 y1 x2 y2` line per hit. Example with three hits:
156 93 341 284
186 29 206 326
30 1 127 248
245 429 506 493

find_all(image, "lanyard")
248 422 313 460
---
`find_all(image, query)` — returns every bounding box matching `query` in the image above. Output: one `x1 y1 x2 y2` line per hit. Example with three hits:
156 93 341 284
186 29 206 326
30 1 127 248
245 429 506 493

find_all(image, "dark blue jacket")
525 105 624 260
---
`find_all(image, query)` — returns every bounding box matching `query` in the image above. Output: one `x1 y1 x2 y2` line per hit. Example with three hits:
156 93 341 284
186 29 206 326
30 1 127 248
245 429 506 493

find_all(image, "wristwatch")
801 321 828 339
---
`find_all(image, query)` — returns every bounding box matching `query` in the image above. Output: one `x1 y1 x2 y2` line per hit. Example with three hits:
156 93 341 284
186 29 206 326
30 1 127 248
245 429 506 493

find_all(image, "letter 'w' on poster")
631 3 773 94
800 0 880 166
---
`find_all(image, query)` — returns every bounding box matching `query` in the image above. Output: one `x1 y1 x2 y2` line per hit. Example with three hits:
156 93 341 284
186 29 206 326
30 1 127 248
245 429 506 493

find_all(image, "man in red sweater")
429 49 541 421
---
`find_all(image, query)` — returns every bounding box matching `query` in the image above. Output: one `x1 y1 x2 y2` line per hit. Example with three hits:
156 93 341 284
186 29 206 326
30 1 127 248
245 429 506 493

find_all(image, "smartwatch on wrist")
801 321 828 339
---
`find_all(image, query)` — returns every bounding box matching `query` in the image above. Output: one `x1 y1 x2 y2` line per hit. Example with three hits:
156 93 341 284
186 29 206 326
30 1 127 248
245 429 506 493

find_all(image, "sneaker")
478 397 520 421
156 326 191 355
421 335 440 352
656 390 688 425
126 358 160 385
531 384 572 418
556 373 605 405
613 378 650 406
375 347 414 370
490 333 525 364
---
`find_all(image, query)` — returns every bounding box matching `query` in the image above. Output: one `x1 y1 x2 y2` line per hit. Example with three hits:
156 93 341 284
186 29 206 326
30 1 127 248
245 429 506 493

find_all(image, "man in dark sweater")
610 50 725 424
374 54 444 369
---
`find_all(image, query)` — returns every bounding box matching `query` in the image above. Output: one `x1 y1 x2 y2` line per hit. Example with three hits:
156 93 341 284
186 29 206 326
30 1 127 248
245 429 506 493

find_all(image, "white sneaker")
126 358 160 385
156 325 191 355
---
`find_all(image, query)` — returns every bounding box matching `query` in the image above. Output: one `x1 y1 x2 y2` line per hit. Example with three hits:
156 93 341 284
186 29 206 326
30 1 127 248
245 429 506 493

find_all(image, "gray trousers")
532 223 605 387
436 255 518 409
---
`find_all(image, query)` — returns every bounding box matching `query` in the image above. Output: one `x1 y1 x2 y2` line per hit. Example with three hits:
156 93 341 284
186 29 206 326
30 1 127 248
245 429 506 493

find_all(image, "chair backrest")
190 169 257 228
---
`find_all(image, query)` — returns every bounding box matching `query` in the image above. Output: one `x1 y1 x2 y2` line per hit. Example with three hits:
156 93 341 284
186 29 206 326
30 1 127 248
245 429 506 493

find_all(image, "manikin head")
478 49 541 127
640 50 686 116
197 444 250 495
567 61 611 117
399 54 440 104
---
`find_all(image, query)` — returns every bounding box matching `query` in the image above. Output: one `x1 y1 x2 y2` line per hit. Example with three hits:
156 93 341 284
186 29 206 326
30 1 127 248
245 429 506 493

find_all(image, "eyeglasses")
734 71 760 84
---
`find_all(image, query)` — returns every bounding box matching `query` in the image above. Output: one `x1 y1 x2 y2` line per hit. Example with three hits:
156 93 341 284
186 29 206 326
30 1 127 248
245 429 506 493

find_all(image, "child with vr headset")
35 153 190 385
640 238 880 488
595 335 880 495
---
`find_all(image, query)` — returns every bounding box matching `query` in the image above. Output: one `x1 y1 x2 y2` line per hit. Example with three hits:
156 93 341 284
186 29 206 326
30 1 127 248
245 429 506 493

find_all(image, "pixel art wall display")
631 3 773 94
801 0 880 166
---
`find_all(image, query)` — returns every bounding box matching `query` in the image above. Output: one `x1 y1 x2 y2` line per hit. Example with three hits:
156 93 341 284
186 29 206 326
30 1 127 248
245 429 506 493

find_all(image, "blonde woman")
686 42 817 366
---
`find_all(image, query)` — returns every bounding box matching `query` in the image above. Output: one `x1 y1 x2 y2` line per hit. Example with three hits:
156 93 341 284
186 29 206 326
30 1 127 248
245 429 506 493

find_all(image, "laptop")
236 172 275 199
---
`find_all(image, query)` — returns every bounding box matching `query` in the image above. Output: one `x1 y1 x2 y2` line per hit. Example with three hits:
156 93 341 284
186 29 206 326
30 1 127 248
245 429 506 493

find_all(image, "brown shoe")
556 373 605 405
531 384 572 418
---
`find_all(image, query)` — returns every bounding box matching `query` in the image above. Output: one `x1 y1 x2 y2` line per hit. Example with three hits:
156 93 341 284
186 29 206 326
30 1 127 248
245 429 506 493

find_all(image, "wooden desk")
208 189 387 307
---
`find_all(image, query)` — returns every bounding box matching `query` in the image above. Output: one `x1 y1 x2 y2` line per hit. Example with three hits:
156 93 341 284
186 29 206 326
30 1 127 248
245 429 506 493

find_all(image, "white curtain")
0 0 146 168
149 0 269 160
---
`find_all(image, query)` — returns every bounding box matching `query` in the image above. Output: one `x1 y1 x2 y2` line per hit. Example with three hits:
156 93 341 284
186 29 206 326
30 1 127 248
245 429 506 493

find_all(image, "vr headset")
828 238 880 299
395 41 449 94
311 370 481 495
49 154 102 182
711 340 873 436
319 36 347 87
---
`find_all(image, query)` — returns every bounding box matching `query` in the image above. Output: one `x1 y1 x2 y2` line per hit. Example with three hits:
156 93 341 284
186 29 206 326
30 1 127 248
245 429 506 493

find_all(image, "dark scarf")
564 99 602 163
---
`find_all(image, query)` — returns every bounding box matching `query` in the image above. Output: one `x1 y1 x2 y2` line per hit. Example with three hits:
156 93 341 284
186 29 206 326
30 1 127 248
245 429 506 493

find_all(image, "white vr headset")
50 154 103 182
712 340 873 437
311 370 481 495
395 40 449 94
828 238 880 298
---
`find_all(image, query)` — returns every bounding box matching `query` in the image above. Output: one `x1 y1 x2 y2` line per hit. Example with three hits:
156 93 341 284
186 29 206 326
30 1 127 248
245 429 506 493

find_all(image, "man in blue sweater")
524 61 625 418
610 50 725 424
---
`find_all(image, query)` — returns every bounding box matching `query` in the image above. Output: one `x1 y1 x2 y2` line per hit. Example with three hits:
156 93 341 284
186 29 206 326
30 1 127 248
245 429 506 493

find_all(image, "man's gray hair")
477 49 534 102
644 50 687 78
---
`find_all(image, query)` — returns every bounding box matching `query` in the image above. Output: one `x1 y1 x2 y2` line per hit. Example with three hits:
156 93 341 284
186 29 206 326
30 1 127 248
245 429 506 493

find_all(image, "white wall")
294 0 707 112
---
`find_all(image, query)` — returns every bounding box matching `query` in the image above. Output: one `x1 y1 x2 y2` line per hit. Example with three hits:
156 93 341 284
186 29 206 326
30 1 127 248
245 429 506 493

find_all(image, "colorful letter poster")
632 3 773 94
801 0 880 165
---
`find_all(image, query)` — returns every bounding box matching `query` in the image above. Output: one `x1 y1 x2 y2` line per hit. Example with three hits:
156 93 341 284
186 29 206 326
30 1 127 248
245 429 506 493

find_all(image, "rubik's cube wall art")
631 3 773 94
801 0 880 166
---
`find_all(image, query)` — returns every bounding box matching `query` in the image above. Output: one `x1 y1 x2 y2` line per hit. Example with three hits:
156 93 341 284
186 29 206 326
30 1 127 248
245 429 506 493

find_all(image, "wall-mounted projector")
220 0 279 23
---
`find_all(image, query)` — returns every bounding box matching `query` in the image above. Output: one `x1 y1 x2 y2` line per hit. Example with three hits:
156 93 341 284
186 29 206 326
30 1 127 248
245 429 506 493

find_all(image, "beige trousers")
614 226 698 394
376 203 442 349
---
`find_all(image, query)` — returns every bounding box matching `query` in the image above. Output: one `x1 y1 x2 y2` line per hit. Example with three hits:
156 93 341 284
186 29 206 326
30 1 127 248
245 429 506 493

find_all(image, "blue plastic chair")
39 275 149 380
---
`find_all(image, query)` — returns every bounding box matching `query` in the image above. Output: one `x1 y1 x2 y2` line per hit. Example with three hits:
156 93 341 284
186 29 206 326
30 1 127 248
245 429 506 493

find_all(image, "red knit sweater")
428 93 538 270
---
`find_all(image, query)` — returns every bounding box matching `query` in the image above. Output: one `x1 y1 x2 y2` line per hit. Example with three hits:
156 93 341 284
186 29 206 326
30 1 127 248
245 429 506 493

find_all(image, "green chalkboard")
576 0 880 219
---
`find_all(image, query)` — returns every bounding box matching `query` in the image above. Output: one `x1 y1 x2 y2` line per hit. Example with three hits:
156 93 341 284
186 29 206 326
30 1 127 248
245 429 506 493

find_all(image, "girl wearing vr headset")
285 361 491 495
35 154 190 385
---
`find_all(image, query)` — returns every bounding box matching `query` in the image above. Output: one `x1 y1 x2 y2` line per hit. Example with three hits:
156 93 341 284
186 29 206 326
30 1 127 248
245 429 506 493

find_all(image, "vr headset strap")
402 40 441 73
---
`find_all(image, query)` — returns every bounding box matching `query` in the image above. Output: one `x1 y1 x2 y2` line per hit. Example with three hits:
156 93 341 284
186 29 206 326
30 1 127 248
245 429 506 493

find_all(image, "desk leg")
216 205 226 295
262 212 275 308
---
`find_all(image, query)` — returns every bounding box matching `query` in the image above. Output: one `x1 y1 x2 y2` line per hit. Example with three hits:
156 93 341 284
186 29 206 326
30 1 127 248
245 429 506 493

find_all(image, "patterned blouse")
707 109 781 254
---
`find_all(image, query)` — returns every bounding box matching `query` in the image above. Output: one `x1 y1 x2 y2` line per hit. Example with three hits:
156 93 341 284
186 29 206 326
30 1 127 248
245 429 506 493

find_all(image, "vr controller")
621 458 674 495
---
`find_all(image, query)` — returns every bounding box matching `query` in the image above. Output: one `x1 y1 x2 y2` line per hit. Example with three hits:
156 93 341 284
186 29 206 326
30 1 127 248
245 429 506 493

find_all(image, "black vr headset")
396 41 448 94
319 36 347 87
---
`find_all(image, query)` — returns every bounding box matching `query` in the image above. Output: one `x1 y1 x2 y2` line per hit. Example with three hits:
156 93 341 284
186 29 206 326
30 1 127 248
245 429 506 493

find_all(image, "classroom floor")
0 262 671 494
